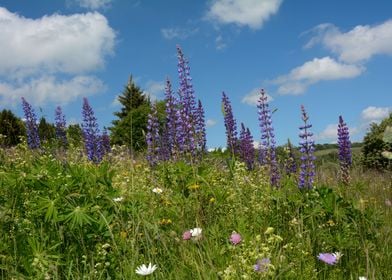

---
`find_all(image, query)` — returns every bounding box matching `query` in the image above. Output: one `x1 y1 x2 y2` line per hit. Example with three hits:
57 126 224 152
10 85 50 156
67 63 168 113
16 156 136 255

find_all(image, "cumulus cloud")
161 27 199 40
0 75 105 106
316 123 359 142
0 7 115 106
206 119 217 127
242 88 273 105
273 57 364 95
361 106 391 123
206 0 282 29
76 0 112 10
305 20 392 63
0 7 115 77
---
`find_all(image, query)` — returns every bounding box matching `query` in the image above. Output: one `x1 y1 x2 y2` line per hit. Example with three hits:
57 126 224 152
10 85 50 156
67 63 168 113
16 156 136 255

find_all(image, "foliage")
0 109 25 147
0 146 390 279
38 117 56 145
362 113 392 170
67 124 83 148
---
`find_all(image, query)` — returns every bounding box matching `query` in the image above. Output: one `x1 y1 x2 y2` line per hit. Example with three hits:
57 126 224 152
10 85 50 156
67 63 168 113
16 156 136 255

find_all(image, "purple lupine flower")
298 105 316 189
146 103 161 166
239 123 255 170
54 106 67 147
81 97 103 163
222 92 238 155
177 45 197 156
257 89 280 187
21 97 41 149
337 116 352 185
254 258 271 272
195 99 207 154
164 78 178 157
101 127 111 155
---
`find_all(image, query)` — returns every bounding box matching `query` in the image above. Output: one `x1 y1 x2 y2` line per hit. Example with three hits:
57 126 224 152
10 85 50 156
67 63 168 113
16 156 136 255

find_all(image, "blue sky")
0 0 391 148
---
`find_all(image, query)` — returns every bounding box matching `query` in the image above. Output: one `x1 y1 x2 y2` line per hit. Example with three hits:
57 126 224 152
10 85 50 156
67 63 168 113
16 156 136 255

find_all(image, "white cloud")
273 57 364 95
306 20 392 63
0 7 115 78
316 123 359 142
242 88 273 106
143 80 165 100
361 106 391 123
161 27 199 40
76 0 112 10
206 0 282 29
206 119 217 127
215 35 227 50
0 75 105 106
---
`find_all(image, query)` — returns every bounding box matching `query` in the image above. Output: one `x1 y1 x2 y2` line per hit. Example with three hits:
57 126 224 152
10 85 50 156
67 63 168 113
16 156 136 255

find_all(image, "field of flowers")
0 144 391 279
0 46 391 279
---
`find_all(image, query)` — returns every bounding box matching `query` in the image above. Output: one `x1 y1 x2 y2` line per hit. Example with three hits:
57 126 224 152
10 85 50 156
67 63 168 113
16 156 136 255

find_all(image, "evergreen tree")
67 124 83 147
0 109 25 146
110 76 151 151
38 117 56 144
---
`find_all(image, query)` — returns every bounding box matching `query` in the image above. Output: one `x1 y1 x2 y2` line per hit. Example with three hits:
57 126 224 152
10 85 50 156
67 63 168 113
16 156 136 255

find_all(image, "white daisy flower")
113 197 124 202
332 252 343 261
190 227 202 237
152 187 163 194
135 263 157 276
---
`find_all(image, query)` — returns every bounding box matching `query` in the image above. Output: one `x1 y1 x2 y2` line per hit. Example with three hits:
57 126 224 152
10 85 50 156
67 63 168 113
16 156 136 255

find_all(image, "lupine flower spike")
54 106 67 148
298 105 316 189
337 115 352 185
257 89 280 187
21 97 41 149
81 97 103 163
222 92 238 155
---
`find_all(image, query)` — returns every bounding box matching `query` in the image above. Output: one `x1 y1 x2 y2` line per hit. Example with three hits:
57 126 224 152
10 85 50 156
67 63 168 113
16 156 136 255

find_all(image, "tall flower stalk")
82 98 102 163
222 92 238 155
195 99 207 154
146 103 161 166
239 123 255 170
257 89 279 187
298 105 316 189
164 78 178 157
337 115 352 185
55 106 67 148
101 127 111 155
284 139 297 177
21 97 41 149
177 45 197 156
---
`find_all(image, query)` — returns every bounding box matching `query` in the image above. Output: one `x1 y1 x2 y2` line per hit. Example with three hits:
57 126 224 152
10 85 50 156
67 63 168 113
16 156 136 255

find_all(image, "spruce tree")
0 109 25 146
109 76 151 151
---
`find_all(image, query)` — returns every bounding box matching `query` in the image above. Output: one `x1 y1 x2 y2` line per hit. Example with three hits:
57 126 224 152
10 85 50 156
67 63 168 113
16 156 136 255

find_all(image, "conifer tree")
109 76 151 151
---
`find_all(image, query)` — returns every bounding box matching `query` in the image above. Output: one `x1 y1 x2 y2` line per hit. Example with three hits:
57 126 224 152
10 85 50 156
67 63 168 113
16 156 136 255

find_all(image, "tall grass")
0 144 391 279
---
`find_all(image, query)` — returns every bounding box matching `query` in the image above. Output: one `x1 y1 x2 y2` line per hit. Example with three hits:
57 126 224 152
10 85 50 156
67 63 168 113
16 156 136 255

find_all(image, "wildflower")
332 252 343 261
264 227 274 235
358 277 367 280
239 123 255 170
254 258 271 272
298 105 316 189
222 92 238 155
257 89 279 187
113 197 124 202
229 232 242 245
317 253 338 265
135 263 157 276
195 99 207 154
82 98 103 163
54 106 67 147
21 97 41 149
182 230 192 240
188 184 200 190
337 116 352 185
190 227 202 238
152 187 163 194
146 103 161 166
